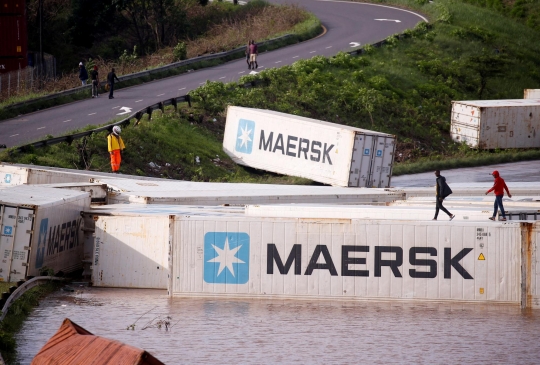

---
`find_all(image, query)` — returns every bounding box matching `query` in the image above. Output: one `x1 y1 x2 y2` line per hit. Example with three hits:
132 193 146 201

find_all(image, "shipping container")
170 216 524 305
450 100 540 149
395 183 540 199
222 106 396 187
0 0 25 15
524 89 540 99
38 183 108 204
0 15 27 60
0 163 164 186
0 185 90 282
96 178 403 205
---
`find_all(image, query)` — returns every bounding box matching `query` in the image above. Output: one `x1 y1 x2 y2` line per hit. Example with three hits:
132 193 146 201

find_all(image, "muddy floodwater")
16 287 540 364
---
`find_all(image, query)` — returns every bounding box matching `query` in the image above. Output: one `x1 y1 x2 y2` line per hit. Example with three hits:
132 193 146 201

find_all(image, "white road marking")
350 42 361 47
326 46 333 49
157 93 165 96
292 56 299 58
375 18 401 22
315 0 428 22
275 61 282 64
310 51 316 53
88 113 97 116
238 71 245 74
219 76 226 79
199 82 205 85
9 134 19 137
179 87 186 90
135 100 143 103
62 119 71 123
112 106 120 109
37 127 45 130
117 107 132 115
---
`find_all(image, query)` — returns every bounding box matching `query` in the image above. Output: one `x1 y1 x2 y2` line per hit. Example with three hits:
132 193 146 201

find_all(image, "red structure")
0 0 27 74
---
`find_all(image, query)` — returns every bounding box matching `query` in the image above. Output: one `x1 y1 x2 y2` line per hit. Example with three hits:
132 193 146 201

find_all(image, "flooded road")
16 288 540 364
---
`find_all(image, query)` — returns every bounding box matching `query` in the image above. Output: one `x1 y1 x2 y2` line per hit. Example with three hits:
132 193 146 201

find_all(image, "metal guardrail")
3 34 294 112
0 276 65 322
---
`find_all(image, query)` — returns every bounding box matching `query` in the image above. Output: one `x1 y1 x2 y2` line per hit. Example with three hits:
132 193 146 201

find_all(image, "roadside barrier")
0 276 65 322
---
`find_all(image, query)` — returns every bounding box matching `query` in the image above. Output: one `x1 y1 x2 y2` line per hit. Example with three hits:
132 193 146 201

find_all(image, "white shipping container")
524 89 540 99
395 183 540 199
171 216 522 304
94 178 404 205
0 186 90 282
222 106 396 187
450 100 540 149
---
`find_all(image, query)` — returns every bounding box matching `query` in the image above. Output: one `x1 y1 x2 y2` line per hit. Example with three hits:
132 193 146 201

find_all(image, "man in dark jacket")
79 62 88 86
485 170 512 221
107 68 120 99
433 170 455 221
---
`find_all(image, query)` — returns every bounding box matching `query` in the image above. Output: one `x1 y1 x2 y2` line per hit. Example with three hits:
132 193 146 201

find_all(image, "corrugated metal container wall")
171 216 521 304
0 15 27 61
450 100 540 149
530 222 540 309
223 106 396 187
524 89 540 99
0 0 25 15
0 186 90 281
92 216 171 289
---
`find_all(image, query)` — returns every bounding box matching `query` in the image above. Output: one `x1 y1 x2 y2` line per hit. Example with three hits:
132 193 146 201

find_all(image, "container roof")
453 99 540 107
0 185 89 207
31 318 164 365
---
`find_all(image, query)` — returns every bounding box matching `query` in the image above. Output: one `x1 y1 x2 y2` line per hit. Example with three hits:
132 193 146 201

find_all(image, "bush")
173 42 187 62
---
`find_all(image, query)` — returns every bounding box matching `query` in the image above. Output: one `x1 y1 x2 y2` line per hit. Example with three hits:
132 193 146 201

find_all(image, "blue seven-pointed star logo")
235 119 255 154
3 226 13 235
204 232 250 284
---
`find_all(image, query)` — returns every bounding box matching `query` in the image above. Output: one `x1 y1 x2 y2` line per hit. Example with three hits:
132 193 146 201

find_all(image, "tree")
467 52 508 98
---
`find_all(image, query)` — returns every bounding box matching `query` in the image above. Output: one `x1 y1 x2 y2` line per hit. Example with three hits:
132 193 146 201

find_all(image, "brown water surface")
16 288 540 364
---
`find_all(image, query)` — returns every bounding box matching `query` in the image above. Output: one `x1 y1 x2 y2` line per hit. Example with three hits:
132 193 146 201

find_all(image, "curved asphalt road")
0 0 426 148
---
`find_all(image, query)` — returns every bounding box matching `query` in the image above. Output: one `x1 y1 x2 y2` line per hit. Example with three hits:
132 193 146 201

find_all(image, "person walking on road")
90 66 99 98
245 40 252 68
79 62 88 86
433 170 455 221
107 68 120 99
249 40 258 70
107 126 125 173
486 170 512 221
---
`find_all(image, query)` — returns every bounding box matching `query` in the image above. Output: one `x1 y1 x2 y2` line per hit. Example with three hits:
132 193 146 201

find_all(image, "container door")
348 134 375 187
370 135 396 188
0 205 33 282
450 104 481 147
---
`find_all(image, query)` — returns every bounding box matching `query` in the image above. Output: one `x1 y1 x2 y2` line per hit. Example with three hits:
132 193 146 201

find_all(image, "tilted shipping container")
450 100 540 149
223 106 396 187
0 185 90 282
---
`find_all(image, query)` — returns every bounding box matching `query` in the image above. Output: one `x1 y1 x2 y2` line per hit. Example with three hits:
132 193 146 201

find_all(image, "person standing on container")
107 68 120 99
107 126 125 173
433 170 455 221
249 39 258 70
79 62 88 86
486 170 512 221
90 66 99 98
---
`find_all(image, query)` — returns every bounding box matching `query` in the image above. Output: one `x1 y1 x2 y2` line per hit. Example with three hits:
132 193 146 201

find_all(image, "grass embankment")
0 1 321 120
0 282 61 364
2 0 539 179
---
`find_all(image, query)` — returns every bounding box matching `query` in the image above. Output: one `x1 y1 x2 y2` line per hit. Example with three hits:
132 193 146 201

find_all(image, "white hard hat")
113 126 121 135
79 62 83 66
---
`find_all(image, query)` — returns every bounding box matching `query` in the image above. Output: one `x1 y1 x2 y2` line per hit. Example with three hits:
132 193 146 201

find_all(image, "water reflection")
16 288 540 364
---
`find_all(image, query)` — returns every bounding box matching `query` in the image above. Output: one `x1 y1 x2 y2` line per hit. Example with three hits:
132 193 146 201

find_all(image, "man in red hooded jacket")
485 170 512 221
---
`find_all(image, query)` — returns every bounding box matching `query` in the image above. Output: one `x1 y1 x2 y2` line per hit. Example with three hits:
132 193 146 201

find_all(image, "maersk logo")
3 226 13 235
376 150 382 157
364 148 370 155
235 119 255 154
204 232 250 284
4 174 11 184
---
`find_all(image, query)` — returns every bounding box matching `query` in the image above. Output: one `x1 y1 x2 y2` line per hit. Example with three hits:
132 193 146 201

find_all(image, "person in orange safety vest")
107 125 125 172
